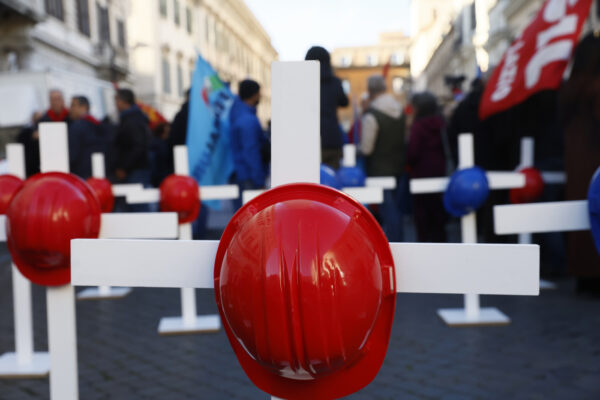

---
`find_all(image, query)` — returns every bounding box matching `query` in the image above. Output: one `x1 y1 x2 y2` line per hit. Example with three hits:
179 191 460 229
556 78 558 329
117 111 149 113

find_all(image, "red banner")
479 0 593 120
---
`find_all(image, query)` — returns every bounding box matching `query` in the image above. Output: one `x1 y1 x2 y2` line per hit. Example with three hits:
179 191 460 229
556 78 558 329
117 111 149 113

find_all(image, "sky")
244 0 412 61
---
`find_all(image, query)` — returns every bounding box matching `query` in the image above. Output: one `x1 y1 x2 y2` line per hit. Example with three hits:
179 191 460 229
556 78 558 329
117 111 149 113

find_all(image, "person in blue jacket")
230 79 267 200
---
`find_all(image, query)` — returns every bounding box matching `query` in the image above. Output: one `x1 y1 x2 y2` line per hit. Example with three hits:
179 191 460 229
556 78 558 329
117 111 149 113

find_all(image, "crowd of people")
13 35 600 284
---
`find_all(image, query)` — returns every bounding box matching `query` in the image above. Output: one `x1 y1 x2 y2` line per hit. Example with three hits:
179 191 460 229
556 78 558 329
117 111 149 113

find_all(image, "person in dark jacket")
230 80 266 204
67 96 107 179
114 88 152 210
407 92 447 242
360 75 406 241
17 111 43 177
149 122 171 187
305 46 349 169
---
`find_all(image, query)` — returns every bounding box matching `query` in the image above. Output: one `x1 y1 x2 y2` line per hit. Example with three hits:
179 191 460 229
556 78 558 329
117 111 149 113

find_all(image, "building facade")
331 32 411 129
127 0 277 123
0 0 130 145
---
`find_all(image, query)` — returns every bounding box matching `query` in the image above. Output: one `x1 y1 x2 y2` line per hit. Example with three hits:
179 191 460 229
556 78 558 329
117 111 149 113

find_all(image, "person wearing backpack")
360 75 406 242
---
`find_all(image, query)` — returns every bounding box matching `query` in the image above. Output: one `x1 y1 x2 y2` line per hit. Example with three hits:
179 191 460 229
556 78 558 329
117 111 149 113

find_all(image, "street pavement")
1 238 599 399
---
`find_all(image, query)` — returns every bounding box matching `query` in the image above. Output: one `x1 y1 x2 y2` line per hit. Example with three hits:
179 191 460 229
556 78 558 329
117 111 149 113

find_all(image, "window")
186 7 192 34
340 55 352 67
391 52 404 65
341 79 351 95
45 0 64 20
366 54 378 66
76 0 90 36
117 20 126 48
174 0 180 26
392 77 404 94
470 2 476 31
177 64 183 97
159 0 167 17
97 3 110 43
162 57 171 94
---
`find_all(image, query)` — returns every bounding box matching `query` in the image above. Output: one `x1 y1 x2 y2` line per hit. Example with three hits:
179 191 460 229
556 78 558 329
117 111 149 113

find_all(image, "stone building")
128 0 277 123
331 32 411 129
0 0 131 135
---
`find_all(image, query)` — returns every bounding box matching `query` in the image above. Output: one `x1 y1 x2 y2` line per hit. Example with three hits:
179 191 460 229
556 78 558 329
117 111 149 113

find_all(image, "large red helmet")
6 172 101 286
510 167 545 204
214 183 396 399
0 174 24 214
86 177 115 213
159 174 200 224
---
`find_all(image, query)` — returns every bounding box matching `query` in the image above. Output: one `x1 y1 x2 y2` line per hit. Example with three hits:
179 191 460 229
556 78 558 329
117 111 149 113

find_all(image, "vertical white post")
7 144 34 365
175 145 197 327
179 224 197 327
91 153 106 179
271 61 320 186
91 153 112 295
39 122 79 400
518 137 535 245
458 134 480 320
267 60 320 400
342 144 357 168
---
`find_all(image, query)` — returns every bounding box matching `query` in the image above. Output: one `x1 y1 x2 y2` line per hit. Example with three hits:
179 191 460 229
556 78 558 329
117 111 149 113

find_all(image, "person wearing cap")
68 95 107 179
360 75 406 242
230 79 267 205
305 46 349 169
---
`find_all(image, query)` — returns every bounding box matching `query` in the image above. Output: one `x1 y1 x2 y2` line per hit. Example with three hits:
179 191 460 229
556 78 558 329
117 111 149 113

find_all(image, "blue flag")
186 55 235 209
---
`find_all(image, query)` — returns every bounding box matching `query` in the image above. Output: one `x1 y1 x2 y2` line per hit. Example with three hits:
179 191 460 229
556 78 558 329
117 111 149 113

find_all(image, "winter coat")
114 105 151 173
407 115 446 178
229 96 266 187
360 94 405 176
68 115 107 179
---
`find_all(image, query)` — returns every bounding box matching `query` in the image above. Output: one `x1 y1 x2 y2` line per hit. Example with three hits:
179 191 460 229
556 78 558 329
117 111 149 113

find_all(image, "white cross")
512 137 567 290
494 136 592 248
3 123 179 399
122 145 239 335
0 144 50 378
70 62 539 399
77 153 179 300
409 133 527 326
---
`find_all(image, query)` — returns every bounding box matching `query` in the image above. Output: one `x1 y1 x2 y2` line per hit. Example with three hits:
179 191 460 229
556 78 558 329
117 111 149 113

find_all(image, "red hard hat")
0 174 24 214
214 183 396 399
86 177 115 213
510 167 545 204
6 172 101 286
159 174 200 224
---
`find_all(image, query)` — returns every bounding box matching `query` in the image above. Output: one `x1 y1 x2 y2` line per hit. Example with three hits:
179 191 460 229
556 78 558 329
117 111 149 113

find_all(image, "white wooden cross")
512 137 567 290
494 136 593 257
4 122 179 400
77 153 179 300
0 143 50 378
410 133 527 326
70 62 539 399
122 145 239 335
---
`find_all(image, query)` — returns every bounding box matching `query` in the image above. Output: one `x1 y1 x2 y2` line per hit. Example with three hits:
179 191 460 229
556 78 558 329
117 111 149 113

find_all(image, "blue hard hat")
320 164 342 189
337 166 366 187
443 167 490 217
588 166 600 254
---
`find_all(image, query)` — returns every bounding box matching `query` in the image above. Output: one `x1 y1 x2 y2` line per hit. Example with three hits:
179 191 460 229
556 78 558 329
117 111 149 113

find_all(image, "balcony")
0 0 44 22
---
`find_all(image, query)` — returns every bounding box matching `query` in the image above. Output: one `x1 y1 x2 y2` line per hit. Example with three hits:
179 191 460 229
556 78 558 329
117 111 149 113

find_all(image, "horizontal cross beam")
71 239 539 296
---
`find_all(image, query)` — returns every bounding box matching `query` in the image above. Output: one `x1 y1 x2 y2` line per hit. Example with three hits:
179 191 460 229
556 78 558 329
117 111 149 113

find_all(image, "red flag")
479 0 593 120
382 56 391 79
